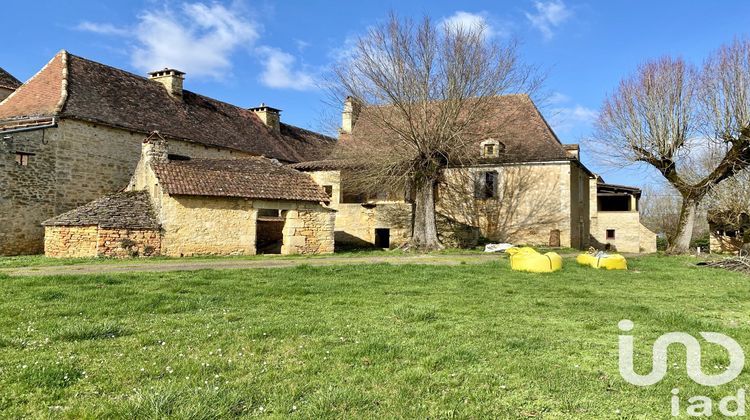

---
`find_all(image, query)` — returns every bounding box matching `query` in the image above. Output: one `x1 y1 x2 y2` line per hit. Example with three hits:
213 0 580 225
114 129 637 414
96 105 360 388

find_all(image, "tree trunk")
668 196 700 254
409 178 444 251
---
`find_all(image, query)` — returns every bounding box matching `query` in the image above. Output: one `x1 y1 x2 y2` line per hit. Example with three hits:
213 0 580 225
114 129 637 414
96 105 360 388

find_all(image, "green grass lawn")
0 255 747 418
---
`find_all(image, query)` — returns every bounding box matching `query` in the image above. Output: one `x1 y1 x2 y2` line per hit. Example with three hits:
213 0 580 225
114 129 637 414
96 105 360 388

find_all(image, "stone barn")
43 133 335 258
42 191 161 258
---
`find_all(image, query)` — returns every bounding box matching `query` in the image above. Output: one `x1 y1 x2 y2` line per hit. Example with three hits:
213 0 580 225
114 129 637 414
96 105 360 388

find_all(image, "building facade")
0 51 334 255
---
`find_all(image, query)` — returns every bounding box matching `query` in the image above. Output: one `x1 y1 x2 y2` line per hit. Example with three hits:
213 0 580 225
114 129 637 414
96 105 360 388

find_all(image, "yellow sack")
576 252 627 270
506 247 563 273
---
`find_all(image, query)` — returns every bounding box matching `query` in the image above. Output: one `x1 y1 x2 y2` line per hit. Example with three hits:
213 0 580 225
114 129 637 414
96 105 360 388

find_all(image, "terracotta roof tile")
0 51 335 162
152 157 330 202
0 67 22 91
350 95 571 164
42 191 159 229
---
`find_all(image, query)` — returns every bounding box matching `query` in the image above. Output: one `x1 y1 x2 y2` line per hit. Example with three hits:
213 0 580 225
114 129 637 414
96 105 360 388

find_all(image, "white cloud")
256 46 317 91
549 105 598 135
77 3 260 79
547 91 570 105
440 11 500 39
525 0 572 40
75 21 130 36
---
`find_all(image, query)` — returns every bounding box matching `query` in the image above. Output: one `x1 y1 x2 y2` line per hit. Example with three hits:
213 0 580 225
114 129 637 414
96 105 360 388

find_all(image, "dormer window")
480 139 503 158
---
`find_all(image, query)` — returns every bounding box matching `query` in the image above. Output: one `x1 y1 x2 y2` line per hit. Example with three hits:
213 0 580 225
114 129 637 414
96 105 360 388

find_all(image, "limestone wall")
97 228 161 257
709 232 744 254
334 203 410 248
159 195 257 257
0 118 254 256
591 211 656 253
44 225 161 258
44 226 98 258
282 205 336 254
439 162 574 247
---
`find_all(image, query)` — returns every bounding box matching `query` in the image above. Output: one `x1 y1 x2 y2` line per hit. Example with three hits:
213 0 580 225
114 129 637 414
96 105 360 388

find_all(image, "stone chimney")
250 103 281 133
340 96 361 135
148 68 185 98
142 131 168 164
563 144 580 160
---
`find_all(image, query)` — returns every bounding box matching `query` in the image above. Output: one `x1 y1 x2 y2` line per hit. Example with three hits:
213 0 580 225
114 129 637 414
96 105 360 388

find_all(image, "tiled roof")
0 51 335 162
42 191 159 229
0 67 22 91
152 157 330 203
349 94 571 164
287 159 361 171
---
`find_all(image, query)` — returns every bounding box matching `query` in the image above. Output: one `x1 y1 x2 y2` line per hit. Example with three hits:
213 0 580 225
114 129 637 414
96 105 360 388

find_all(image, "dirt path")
0 254 504 277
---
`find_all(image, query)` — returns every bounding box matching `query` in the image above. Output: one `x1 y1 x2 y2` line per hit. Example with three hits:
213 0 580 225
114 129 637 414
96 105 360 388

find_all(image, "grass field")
0 254 747 418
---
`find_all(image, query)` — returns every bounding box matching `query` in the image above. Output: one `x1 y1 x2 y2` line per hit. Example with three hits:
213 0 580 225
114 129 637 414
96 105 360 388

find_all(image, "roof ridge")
54 50 70 114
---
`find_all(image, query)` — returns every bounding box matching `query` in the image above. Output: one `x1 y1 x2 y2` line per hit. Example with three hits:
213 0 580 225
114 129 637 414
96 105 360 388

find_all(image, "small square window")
484 144 495 156
323 185 333 198
15 153 32 166
606 229 616 240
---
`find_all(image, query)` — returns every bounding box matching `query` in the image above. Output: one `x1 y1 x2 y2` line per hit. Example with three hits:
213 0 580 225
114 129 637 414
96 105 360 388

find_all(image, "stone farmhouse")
292 97 657 253
0 51 335 256
0 51 655 257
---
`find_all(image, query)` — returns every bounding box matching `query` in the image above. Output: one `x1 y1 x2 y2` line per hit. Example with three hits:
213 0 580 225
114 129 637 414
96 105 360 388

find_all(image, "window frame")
606 229 616 240
15 152 34 166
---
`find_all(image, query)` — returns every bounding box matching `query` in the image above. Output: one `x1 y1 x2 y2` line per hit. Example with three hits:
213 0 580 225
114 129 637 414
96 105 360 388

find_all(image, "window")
480 139 503 158
606 229 616 240
15 152 33 166
323 185 333 198
474 171 499 199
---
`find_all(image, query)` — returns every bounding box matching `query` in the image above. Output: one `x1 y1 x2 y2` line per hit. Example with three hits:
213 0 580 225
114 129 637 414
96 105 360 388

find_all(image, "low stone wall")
44 226 161 258
97 228 161 257
282 206 335 255
44 226 98 258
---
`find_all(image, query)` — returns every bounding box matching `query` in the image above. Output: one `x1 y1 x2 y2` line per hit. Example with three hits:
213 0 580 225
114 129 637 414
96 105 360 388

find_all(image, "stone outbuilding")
42 191 161 258
708 210 749 254
43 132 335 258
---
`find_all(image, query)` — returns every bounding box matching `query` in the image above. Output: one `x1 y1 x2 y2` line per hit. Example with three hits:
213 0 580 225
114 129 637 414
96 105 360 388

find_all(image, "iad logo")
618 319 744 386
617 319 746 417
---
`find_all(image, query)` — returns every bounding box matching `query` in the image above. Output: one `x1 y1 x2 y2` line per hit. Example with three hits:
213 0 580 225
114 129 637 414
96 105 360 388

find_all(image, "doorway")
256 209 285 254
375 228 390 249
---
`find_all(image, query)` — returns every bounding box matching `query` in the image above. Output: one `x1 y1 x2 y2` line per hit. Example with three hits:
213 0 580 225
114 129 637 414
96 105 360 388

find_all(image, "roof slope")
42 191 159 229
0 51 335 162
0 67 22 90
152 157 330 202
349 95 570 164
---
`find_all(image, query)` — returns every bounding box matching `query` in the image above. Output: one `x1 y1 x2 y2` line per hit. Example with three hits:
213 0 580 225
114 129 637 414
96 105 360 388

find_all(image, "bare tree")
329 13 540 251
593 40 750 253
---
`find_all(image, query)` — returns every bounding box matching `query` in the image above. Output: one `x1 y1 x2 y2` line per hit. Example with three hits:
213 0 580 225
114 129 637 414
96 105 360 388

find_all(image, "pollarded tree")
330 13 540 251
593 40 750 254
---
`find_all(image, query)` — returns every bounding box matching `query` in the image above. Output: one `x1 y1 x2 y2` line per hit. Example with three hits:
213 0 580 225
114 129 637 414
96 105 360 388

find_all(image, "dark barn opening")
375 228 390 249
256 209 285 254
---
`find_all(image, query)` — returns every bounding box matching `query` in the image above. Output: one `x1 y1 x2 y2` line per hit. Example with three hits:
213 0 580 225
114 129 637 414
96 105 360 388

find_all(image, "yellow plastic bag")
506 247 563 273
576 252 627 270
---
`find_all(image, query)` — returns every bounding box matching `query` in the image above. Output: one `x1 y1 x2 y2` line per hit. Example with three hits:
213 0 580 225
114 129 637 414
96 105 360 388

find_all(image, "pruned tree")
592 40 750 253
329 13 540 251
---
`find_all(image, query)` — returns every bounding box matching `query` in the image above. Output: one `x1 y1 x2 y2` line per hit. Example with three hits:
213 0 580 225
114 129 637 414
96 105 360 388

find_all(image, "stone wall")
44 226 98 258
44 226 161 258
97 228 161 257
159 195 257 257
0 118 254 256
590 211 657 253
334 203 411 248
282 205 336 254
439 162 574 247
709 231 744 254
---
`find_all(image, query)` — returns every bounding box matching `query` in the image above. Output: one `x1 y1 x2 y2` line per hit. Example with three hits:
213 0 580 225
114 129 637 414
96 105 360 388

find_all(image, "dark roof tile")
42 191 159 229
0 67 22 91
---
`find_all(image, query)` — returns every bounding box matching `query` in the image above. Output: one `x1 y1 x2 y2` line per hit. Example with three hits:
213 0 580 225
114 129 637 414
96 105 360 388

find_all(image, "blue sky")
1 1 748 187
